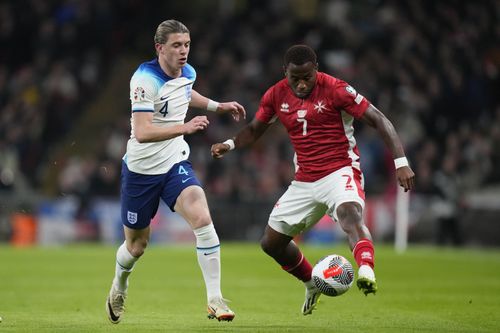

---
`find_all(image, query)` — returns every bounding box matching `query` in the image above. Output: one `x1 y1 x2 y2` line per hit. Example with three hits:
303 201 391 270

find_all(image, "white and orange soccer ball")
312 254 355 296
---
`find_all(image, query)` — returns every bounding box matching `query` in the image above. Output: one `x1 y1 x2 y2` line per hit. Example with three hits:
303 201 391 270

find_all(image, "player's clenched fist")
184 116 209 134
211 142 230 159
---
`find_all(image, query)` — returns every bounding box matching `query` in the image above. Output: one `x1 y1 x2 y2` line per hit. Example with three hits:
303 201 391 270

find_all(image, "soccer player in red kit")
211 45 415 315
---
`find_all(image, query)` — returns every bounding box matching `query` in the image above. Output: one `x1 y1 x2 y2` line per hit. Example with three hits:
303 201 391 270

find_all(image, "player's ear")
283 65 287 77
155 43 162 55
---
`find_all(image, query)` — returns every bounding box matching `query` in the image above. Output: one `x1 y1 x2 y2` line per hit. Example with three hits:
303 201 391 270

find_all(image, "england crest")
127 211 138 224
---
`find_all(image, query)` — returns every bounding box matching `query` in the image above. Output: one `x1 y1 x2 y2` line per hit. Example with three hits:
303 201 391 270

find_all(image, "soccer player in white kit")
106 20 245 324
212 45 415 315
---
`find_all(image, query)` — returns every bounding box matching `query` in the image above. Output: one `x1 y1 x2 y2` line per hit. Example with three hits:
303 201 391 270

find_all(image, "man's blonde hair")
154 19 189 44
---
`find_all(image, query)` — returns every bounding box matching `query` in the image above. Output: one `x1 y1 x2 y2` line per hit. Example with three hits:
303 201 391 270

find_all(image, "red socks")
281 253 313 282
280 240 374 282
353 238 375 268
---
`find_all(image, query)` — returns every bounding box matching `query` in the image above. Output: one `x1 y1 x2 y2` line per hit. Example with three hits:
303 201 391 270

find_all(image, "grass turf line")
0 243 499 332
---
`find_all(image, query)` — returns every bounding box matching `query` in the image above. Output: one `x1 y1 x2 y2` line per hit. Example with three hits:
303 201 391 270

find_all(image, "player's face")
156 33 191 75
285 62 318 98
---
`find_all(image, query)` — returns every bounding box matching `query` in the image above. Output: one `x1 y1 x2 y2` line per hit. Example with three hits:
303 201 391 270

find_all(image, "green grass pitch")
0 243 499 332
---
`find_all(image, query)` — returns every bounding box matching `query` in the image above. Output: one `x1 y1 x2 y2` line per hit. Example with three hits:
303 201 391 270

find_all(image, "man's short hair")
154 19 189 44
284 45 317 66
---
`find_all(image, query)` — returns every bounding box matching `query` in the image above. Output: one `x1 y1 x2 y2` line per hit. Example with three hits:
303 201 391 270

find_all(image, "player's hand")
211 142 230 159
396 166 415 192
217 101 246 121
184 116 209 134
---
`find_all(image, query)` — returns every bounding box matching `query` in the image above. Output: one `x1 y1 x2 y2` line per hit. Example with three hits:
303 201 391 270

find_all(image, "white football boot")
106 284 127 324
302 281 321 315
207 297 235 321
357 265 377 295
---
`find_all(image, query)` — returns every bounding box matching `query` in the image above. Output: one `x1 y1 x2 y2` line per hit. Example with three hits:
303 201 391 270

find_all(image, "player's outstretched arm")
360 104 415 191
190 89 246 121
211 118 270 159
133 112 209 143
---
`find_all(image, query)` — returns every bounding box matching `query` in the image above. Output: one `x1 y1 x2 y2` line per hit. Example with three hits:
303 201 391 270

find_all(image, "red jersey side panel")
255 72 370 182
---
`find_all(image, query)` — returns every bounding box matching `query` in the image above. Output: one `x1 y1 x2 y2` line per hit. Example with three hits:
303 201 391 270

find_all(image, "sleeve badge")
133 86 145 101
345 85 357 96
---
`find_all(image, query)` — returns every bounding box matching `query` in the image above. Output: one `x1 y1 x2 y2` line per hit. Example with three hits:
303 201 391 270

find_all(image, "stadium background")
0 0 499 247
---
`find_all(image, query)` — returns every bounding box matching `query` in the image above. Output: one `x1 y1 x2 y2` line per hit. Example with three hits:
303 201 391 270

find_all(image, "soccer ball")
312 254 354 296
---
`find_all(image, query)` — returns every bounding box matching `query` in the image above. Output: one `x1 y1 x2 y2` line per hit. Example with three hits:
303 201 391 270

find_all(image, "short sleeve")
332 80 370 119
130 74 157 112
255 87 277 124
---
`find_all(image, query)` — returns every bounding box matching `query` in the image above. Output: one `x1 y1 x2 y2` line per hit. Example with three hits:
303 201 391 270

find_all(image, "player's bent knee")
260 225 292 258
260 237 280 257
260 237 272 255
129 246 146 258
190 214 212 229
337 202 363 225
129 239 148 258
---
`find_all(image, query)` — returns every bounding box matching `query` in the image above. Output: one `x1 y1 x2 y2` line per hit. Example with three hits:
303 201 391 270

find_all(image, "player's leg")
322 166 376 295
336 202 377 295
260 225 309 280
174 185 234 321
160 161 233 321
262 180 325 315
106 226 150 324
260 225 321 315
106 162 161 324
116 226 150 290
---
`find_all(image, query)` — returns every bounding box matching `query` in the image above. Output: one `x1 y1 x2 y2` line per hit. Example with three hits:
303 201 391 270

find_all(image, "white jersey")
124 59 196 175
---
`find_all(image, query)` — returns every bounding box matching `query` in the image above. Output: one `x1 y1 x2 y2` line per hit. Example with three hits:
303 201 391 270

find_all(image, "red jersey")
255 72 370 182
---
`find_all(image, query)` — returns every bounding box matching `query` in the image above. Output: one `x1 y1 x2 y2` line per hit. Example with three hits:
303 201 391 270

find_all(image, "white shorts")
268 166 365 237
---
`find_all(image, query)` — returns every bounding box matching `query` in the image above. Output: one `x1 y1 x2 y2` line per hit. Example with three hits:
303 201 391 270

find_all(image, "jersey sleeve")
255 86 277 124
130 74 158 112
332 79 370 119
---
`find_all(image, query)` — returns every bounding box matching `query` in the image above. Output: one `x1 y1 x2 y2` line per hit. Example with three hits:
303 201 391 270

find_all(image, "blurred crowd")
1 0 499 217
0 1 118 193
